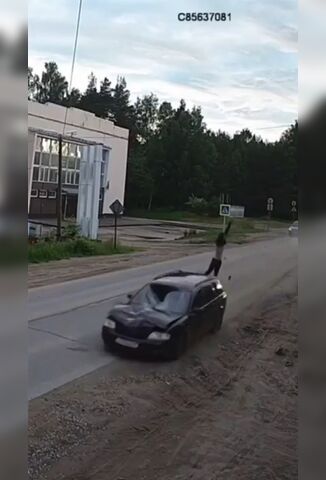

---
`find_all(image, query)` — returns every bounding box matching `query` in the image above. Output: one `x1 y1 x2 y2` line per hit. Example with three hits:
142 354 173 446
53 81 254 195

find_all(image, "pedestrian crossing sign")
220 204 231 216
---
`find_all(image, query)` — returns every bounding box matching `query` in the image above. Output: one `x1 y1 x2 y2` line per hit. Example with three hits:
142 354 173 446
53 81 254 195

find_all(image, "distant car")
102 271 227 360
288 220 298 236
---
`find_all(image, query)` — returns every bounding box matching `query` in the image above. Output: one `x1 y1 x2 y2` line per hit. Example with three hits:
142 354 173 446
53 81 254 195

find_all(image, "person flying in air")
205 220 232 277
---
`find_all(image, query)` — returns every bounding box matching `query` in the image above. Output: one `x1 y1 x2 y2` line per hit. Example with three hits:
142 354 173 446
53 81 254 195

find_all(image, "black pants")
205 258 222 276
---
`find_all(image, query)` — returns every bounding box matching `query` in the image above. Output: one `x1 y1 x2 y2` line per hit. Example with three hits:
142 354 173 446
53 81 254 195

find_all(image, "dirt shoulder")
29 273 297 480
28 244 211 289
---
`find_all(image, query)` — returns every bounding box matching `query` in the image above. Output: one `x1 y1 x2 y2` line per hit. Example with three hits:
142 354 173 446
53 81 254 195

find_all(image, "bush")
62 223 80 240
28 238 134 263
185 195 208 215
206 196 220 216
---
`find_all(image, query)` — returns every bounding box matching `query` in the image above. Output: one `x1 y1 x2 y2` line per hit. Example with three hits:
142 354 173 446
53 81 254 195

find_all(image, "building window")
33 167 39 181
39 167 49 182
101 149 110 188
50 154 58 167
33 136 83 186
68 157 76 170
48 191 57 199
49 169 58 183
42 153 50 166
34 152 40 165
30 189 38 198
39 190 47 198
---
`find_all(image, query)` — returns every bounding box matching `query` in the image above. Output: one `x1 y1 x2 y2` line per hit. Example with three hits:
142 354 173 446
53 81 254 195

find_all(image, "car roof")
151 271 218 290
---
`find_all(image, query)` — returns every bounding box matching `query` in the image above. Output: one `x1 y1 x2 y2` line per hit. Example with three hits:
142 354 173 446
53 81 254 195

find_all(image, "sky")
28 0 298 141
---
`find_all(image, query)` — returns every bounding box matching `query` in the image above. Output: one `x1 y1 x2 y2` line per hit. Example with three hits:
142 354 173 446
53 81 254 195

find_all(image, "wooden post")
114 213 118 249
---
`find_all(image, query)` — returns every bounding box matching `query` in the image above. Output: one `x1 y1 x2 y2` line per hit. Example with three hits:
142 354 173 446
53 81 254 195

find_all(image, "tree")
28 67 40 100
33 62 68 104
157 101 174 127
134 93 159 142
28 60 297 219
79 72 103 116
99 77 114 119
65 87 82 108
111 76 135 129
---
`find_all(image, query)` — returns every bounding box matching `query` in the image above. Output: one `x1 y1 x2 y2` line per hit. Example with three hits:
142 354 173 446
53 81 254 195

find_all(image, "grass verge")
29 238 135 264
128 209 220 224
128 209 288 228
187 217 286 244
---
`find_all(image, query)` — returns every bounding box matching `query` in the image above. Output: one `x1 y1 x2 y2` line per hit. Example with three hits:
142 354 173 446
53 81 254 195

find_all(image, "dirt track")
29 272 297 480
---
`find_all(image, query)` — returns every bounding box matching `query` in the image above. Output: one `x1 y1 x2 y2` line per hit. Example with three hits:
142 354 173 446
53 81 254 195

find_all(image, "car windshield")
131 283 191 315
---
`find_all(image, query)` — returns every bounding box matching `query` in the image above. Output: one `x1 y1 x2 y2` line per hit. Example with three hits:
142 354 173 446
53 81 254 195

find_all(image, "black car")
102 271 227 360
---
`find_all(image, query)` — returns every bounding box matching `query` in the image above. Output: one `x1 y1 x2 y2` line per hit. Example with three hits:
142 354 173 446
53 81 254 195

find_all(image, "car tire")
210 317 223 334
166 330 188 361
103 337 116 353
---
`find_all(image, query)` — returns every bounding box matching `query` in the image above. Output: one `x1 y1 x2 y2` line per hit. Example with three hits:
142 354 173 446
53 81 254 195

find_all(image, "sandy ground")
29 270 297 480
28 244 211 289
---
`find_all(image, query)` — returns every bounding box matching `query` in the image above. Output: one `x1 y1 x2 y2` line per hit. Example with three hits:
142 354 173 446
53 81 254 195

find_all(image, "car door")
211 281 227 327
191 286 214 338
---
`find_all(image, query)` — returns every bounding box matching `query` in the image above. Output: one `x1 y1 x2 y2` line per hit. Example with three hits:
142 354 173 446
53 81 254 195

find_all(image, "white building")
28 101 129 218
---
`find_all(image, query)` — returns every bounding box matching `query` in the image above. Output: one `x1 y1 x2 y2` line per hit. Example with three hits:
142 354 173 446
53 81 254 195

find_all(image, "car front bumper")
102 326 174 355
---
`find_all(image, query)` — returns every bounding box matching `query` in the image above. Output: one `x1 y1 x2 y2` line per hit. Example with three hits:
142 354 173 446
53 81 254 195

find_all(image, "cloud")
28 0 297 141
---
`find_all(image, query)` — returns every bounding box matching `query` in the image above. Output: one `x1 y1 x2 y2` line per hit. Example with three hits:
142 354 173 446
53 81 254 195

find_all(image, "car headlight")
148 331 171 341
104 318 116 329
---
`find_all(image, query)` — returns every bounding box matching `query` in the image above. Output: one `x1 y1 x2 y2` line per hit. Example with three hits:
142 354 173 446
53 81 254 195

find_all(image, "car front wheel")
210 316 223 334
166 330 188 361
103 337 116 353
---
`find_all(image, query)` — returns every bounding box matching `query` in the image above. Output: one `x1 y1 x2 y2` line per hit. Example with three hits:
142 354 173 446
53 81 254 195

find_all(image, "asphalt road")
28 236 297 400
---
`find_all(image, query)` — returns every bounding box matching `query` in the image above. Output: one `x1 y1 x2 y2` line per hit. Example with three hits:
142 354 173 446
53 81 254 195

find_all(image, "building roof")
28 127 105 146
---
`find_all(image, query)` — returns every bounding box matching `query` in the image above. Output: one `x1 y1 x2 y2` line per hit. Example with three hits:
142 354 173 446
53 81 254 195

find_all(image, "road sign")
291 206 297 212
268 197 274 204
267 203 273 211
230 205 245 218
110 199 124 216
220 204 231 216
291 201 297 207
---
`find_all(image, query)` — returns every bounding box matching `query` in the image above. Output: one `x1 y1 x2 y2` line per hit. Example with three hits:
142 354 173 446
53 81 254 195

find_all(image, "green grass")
129 208 287 245
129 208 288 227
29 238 135 264
187 217 287 245
128 209 222 224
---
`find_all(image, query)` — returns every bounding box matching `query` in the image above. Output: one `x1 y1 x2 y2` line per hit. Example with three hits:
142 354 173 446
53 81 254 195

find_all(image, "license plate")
115 338 139 349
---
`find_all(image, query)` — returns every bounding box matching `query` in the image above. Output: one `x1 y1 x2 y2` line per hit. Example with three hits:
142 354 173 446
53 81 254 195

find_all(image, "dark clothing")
205 220 231 277
205 258 222 277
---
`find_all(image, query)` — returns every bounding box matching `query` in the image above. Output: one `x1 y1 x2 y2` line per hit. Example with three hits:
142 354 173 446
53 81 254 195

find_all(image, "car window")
131 283 191 315
193 286 214 309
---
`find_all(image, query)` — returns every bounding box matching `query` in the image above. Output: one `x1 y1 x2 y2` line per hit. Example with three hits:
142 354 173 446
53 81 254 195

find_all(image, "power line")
63 0 83 135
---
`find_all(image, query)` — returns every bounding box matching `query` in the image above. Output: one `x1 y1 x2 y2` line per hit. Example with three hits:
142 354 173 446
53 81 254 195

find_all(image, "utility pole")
57 134 63 240
291 200 297 222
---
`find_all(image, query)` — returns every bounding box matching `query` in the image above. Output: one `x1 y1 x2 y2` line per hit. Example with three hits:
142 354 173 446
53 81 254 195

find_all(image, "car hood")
109 303 183 329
